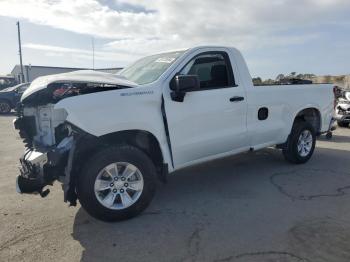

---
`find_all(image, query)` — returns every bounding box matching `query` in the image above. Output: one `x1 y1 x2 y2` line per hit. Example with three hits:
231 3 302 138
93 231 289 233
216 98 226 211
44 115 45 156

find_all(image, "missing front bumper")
16 150 49 196
16 136 74 197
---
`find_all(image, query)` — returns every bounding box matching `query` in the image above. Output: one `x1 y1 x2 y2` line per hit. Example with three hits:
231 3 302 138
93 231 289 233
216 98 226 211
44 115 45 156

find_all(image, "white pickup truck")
14 46 335 221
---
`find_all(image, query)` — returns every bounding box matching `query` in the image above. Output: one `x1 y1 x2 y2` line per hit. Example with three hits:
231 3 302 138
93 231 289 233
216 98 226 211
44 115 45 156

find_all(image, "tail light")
333 86 337 109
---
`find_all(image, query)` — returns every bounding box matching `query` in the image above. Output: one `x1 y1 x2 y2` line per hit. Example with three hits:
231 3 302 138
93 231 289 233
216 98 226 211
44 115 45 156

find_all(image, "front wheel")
77 145 157 222
282 120 316 164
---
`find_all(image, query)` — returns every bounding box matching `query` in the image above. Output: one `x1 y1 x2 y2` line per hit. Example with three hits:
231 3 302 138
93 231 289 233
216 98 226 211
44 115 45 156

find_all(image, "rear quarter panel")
246 84 334 147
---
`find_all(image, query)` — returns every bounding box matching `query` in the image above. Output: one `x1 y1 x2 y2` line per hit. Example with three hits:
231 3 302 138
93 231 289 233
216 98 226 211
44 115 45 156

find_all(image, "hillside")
308 75 350 89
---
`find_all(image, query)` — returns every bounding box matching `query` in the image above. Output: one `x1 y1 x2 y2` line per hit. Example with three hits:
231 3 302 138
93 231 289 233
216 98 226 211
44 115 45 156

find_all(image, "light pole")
92 37 95 70
16 21 24 83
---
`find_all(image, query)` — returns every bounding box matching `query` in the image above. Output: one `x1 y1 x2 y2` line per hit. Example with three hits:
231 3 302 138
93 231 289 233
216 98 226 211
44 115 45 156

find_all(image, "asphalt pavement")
1 114 350 262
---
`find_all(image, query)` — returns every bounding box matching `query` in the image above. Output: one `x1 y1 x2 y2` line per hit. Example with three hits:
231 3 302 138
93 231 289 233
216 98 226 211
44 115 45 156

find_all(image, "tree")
276 74 285 81
289 72 297 78
252 77 262 85
263 79 276 85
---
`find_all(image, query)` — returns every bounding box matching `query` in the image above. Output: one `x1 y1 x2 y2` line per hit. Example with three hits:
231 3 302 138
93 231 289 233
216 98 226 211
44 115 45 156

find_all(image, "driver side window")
180 52 235 89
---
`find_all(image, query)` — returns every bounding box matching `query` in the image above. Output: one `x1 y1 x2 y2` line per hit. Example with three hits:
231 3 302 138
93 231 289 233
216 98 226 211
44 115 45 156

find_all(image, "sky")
0 0 350 79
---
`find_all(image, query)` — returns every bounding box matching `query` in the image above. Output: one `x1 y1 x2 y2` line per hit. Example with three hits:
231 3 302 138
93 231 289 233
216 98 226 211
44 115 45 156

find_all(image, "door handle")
230 96 244 102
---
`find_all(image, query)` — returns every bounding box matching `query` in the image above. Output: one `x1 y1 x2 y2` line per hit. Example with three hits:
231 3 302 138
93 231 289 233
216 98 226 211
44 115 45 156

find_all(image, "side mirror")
170 75 200 102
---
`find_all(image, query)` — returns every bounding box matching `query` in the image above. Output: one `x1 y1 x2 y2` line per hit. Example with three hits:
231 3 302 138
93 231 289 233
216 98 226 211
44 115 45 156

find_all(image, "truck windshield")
118 51 185 85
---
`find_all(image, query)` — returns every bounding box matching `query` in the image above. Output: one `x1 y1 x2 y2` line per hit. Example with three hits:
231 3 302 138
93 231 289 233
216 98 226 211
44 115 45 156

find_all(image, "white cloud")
1 0 350 66
23 42 139 63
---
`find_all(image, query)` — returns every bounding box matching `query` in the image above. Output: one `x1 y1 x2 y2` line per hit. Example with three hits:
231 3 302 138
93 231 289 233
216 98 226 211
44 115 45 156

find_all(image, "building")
10 65 123 83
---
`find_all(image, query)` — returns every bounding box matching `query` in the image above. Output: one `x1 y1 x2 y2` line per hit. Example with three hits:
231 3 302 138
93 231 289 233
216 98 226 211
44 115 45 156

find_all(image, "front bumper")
16 149 49 195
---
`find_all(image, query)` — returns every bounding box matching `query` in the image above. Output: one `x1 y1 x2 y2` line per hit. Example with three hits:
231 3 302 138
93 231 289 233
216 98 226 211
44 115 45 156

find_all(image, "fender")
54 87 174 171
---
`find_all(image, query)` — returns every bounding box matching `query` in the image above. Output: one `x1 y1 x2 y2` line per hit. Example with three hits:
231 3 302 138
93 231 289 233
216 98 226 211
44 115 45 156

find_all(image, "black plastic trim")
161 96 174 168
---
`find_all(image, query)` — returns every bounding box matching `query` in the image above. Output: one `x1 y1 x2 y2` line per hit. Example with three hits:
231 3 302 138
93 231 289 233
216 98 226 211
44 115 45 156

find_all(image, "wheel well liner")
277 107 321 150
73 129 166 181
294 108 321 133
99 130 164 170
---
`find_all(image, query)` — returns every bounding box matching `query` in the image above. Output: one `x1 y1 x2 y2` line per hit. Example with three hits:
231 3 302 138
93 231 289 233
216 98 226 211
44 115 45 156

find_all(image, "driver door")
163 50 248 168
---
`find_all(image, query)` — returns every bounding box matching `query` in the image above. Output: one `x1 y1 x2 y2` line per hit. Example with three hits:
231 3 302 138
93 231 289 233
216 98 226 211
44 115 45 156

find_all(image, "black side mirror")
170 75 200 102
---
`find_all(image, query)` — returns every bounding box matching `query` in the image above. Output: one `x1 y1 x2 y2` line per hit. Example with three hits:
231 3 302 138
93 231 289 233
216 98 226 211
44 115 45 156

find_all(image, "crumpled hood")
21 70 137 102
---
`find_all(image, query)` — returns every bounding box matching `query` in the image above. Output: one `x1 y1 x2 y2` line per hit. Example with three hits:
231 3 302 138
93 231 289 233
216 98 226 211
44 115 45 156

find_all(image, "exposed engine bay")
14 73 135 205
14 102 77 203
16 104 67 147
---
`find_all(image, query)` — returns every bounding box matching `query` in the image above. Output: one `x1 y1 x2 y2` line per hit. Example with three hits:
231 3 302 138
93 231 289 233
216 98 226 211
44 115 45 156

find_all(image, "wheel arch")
73 129 167 183
99 130 166 176
293 107 322 134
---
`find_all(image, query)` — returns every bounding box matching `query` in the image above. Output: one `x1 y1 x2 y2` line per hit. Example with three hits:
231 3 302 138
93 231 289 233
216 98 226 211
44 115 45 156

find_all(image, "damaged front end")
14 70 135 205
14 108 76 202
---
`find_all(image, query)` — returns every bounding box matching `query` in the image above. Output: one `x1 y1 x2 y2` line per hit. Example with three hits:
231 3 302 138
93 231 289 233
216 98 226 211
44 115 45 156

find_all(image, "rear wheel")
77 145 157 222
282 120 316 164
0 100 11 114
337 121 349 128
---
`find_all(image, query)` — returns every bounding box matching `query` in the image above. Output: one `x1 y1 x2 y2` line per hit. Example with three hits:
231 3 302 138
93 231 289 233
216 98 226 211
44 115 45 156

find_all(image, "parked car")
334 88 350 127
0 82 30 114
14 46 334 221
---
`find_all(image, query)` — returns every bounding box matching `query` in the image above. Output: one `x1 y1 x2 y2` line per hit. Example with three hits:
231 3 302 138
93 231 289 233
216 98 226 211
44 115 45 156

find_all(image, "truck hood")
21 70 137 102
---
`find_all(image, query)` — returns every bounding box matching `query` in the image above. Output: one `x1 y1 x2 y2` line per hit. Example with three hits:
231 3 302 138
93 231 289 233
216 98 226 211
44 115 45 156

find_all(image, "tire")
0 100 11 114
337 121 349 128
282 120 316 164
77 145 157 222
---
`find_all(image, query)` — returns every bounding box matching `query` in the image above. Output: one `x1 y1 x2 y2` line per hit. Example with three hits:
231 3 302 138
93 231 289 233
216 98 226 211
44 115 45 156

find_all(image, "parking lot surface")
1 114 350 262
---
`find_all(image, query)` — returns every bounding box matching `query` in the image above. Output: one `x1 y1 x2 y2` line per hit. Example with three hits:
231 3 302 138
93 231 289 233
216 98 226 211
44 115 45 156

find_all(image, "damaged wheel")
77 145 157 222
